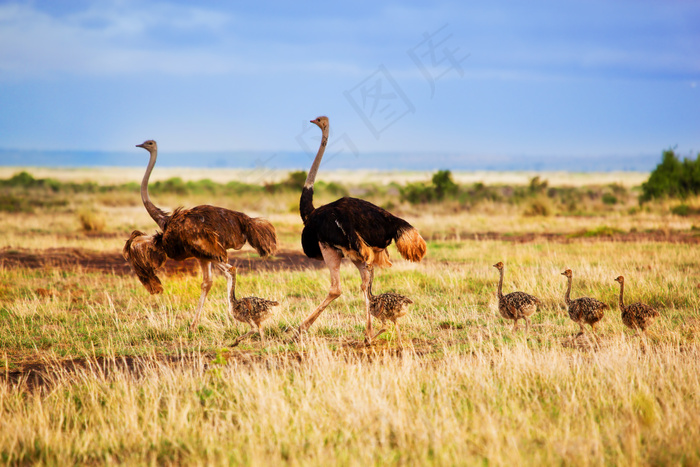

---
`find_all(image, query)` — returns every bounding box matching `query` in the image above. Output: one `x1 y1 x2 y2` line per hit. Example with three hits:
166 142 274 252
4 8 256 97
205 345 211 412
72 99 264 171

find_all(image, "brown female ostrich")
296 116 426 343
493 261 540 334
368 267 413 348
229 271 279 347
614 275 659 335
561 269 607 340
123 140 277 330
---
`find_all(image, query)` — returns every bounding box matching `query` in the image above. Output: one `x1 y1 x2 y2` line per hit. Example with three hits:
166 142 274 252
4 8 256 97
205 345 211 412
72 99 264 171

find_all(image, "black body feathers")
301 197 415 261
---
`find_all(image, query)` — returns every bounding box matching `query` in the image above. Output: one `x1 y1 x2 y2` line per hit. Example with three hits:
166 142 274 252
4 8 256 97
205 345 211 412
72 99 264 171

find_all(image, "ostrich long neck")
618 281 625 310
497 268 504 299
141 149 168 230
564 276 572 306
299 124 329 223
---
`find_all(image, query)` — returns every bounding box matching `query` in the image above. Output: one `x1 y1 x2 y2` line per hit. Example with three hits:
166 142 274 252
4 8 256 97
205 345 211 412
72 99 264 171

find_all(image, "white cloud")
0 0 698 82
0 1 239 76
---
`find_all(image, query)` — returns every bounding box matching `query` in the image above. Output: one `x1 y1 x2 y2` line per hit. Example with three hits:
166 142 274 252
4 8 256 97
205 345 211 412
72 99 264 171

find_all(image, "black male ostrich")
295 116 426 343
123 140 277 330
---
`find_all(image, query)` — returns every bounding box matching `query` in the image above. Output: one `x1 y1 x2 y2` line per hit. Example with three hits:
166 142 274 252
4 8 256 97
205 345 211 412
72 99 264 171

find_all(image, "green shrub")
152 177 188 195
285 171 307 190
640 149 700 202
602 193 618 205
569 226 625 238
432 170 458 200
7 171 37 187
400 169 458 204
670 204 700 217
529 176 548 194
401 182 434 204
0 194 31 213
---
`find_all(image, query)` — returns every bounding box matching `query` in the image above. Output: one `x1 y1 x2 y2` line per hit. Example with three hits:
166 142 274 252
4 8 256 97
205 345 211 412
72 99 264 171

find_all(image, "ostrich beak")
136 143 144 148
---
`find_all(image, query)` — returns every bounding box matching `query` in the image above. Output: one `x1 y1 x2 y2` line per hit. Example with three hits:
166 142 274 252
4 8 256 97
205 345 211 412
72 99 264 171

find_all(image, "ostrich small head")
614 275 625 284
136 140 157 152
310 116 329 131
493 261 504 270
561 269 573 278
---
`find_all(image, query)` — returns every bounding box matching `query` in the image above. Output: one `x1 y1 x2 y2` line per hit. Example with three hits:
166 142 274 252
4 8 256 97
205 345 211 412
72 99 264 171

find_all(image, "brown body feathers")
493 262 540 334
561 269 607 338
615 276 659 334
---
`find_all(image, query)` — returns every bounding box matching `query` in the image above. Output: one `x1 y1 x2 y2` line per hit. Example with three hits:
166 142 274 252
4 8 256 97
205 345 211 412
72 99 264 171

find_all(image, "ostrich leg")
190 260 213 330
216 263 236 315
372 327 388 340
394 321 403 348
258 323 266 344
232 326 257 347
296 244 343 336
353 260 373 343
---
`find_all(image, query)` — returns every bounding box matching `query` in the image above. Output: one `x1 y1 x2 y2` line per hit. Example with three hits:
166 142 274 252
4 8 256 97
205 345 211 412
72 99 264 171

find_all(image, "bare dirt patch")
0 247 324 275
2 229 697 276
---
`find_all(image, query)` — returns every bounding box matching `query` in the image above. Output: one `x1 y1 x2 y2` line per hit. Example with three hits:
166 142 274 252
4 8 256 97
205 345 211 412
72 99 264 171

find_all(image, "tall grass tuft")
77 207 106 233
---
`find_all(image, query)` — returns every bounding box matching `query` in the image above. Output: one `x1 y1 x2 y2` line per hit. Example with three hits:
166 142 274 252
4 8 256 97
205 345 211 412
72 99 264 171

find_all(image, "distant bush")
401 181 434 204
671 204 690 216
5 171 38 187
77 208 106 232
285 171 307 190
523 197 553 217
0 194 32 213
432 170 458 200
401 169 458 204
528 176 548 194
671 204 700 217
602 193 618 205
640 149 700 202
569 226 625 238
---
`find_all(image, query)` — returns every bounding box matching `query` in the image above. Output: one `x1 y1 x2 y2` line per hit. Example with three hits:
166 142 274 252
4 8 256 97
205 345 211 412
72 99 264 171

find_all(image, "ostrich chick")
368 267 413 348
561 269 607 340
230 272 279 347
493 262 540 334
614 275 659 335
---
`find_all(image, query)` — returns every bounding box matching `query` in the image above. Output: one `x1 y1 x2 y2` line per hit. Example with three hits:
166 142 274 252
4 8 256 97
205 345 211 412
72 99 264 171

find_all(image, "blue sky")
0 0 698 168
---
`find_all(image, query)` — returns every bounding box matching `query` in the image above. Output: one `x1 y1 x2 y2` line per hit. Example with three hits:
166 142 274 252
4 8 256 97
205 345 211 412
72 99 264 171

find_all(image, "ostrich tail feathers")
395 227 427 262
245 218 278 258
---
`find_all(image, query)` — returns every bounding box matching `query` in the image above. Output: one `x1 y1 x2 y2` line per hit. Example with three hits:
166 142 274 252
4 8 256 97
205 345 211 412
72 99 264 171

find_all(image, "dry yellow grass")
1 168 699 465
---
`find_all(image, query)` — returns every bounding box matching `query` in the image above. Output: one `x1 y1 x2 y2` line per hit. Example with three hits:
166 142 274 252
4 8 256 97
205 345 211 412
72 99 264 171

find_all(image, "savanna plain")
0 167 699 465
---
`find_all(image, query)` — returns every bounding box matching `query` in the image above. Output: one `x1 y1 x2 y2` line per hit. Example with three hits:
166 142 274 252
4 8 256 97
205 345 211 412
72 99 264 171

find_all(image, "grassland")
1 168 699 465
